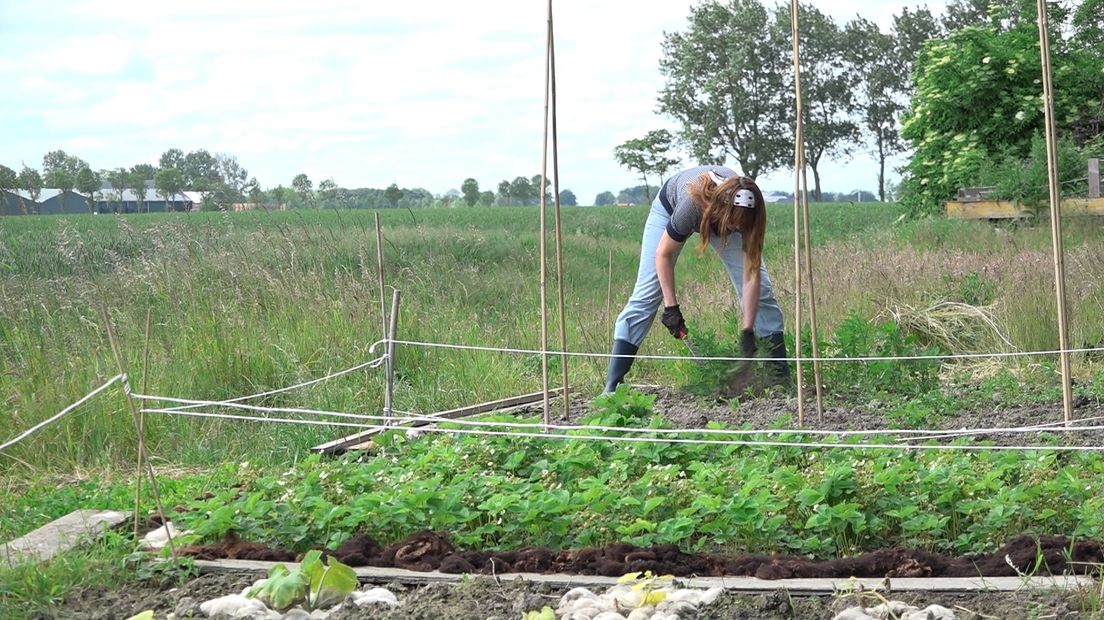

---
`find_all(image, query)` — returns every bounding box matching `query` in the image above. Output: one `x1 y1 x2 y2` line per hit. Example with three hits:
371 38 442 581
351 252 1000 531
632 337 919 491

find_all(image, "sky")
1 0 950 203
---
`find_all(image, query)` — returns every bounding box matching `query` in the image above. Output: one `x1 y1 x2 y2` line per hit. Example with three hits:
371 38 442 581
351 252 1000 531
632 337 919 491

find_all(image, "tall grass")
1 205 1102 471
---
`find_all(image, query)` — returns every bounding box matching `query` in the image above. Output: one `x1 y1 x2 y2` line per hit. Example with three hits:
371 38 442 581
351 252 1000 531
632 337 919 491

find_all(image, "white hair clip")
706 171 756 209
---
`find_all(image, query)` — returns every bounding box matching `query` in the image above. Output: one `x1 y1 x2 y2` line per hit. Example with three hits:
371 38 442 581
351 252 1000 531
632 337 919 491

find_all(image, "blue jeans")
613 197 786 346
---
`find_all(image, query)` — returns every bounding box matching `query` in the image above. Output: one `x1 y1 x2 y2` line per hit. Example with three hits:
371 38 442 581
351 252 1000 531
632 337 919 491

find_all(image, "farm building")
0 190 35 216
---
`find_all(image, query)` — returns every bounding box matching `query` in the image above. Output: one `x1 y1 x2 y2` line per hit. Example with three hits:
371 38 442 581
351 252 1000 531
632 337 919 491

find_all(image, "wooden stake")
1089 158 1100 199
385 290 400 425
1036 0 1074 423
133 307 152 539
374 212 387 341
99 305 177 561
537 0 553 425
548 6 569 420
606 249 614 338
789 0 806 427
799 159 825 422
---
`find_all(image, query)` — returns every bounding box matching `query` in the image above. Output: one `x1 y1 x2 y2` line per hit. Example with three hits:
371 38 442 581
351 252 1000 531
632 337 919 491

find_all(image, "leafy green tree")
846 18 906 201
130 163 156 181
182 149 220 189
1072 0 1104 49
106 167 128 211
777 3 858 200
126 170 148 213
18 166 43 214
75 166 101 213
658 0 791 178
595 191 616 206
384 183 402 208
496 180 510 204
899 19 1104 215
42 150 88 179
318 178 338 208
558 189 577 207
509 176 535 206
0 164 16 194
530 175 551 206
478 190 494 206
154 168 184 211
460 178 480 207
159 148 186 171
292 173 314 208
613 129 679 202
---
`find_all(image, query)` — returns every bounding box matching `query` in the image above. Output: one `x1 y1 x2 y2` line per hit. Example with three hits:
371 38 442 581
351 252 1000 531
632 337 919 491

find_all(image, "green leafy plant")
521 607 555 620
247 550 357 611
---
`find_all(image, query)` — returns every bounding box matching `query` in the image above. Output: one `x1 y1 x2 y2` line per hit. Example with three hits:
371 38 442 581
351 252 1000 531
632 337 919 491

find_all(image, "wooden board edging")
946 197 1104 219
194 559 1094 594
1 510 128 566
311 388 565 454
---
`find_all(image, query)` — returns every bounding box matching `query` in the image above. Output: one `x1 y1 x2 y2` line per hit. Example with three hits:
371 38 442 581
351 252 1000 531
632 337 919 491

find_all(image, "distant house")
0 190 34 216
40 190 96 215
94 181 195 213
230 202 287 212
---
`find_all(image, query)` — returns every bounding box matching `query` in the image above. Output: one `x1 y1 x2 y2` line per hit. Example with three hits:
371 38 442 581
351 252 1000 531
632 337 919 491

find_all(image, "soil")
553 384 1104 448
52 387 1104 618
54 572 1100 619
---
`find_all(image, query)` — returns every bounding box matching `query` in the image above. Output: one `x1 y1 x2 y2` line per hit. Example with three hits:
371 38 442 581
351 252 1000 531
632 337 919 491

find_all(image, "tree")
130 163 156 181
159 148 186 171
384 183 402 208
558 189 577 206
658 0 792 178
460 178 480 207
496 180 510 204
595 191 616 206
182 149 220 189
216 154 249 200
292 173 314 208
530 175 551 206
317 178 338 208
846 18 906 201
126 170 148 213
1073 0 1104 50
509 176 535 206
899 19 1103 215
778 4 859 201
0 164 16 194
613 129 680 202
478 190 494 206
18 166 43 214
106 167 128 212
42 150 88 179
75 166 101 213
153 168 184 212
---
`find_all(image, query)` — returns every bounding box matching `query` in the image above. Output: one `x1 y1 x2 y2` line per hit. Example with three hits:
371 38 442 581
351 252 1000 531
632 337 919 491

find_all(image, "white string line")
0 375 123 453
384 338 1104 363
131 392 1104 441
139 407 1104 453
156 354 388 413
898 415 1104 443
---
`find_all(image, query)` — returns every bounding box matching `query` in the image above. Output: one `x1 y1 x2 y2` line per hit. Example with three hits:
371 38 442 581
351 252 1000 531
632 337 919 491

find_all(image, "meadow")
1 204 1103 471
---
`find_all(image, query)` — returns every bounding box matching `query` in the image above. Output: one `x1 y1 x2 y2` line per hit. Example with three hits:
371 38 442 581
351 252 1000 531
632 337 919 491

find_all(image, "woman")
604 165 789 393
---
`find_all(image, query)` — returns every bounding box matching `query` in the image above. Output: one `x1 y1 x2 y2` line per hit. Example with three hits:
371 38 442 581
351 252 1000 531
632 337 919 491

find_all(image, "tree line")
616 0 1103 212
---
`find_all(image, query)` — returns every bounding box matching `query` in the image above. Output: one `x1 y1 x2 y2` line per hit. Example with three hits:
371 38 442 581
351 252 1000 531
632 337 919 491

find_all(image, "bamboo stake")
537 0 553 425
1036 0 1074 423
385 290 400 425
799 159 825 422
789 0 806 427
99 305 176 561
133 307 152 539
548 6 569 419
607 249 614 338
375 212 387 342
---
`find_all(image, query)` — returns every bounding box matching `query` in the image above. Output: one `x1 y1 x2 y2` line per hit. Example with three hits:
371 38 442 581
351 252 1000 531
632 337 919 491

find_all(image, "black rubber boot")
604 339 639 394
766 332 791 383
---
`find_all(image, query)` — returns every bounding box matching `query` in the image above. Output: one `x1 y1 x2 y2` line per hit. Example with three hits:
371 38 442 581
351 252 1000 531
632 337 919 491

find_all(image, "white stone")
902 605 957 620
140 522 192 551
655 600 697 616
698 587 723 606
560 587 599 606
308 610 330 620
199 594 269 618
665 590 701 605
626 607 654 620
351 587 399 608
592 613 627 620
605 589 643 609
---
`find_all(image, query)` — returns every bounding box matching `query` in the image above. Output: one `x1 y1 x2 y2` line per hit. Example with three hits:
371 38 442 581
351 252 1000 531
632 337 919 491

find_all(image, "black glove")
661 305 688 339
740 328 757 359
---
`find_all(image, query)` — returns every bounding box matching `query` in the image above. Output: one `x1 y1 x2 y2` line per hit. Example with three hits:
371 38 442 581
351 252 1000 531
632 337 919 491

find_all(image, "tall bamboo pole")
537 0 553 424
799 162 825 421
1035 0 1074 423
788 0 807 426
385 290 400 425
133 307 152 539
548 5 569 418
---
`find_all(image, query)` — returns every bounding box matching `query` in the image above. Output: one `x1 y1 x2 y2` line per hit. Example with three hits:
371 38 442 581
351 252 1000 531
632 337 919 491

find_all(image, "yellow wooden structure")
946 197 1104 219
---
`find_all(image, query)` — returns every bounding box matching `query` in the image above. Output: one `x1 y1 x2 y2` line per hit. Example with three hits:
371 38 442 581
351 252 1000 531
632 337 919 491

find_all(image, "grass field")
2 205 1103 471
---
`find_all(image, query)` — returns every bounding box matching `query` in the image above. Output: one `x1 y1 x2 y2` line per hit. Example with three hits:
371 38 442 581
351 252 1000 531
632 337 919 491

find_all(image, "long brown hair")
687 172 767 278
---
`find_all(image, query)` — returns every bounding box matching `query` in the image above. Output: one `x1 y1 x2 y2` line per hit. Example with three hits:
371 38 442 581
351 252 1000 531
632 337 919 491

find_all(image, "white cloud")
1 0 945 201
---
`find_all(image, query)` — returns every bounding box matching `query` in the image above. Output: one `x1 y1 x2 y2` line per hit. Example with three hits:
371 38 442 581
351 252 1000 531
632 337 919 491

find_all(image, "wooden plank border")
194 559 1094 594
311 388 565 454
1 510 128 566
